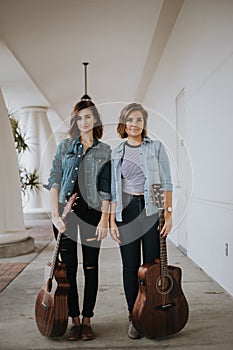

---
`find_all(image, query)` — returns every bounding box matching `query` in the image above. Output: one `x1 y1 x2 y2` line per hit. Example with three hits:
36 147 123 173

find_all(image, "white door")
175 89 192 254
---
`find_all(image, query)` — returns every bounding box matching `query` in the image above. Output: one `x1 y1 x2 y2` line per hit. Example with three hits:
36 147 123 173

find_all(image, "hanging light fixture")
81 62 92 101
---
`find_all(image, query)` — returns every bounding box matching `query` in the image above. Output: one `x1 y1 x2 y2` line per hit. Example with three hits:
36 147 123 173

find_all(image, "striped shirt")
121 142 145 194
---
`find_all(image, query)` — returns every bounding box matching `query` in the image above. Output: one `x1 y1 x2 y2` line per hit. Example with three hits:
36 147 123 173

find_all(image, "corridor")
0 219 233 350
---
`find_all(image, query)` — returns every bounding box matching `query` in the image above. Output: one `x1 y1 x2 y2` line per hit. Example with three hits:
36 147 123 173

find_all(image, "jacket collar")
68 137 99 154
75 136 99 146
142 136 152 144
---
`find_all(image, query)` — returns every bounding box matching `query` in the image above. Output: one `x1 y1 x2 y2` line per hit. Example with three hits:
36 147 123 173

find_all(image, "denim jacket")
47 137 111 208
111 137 173 221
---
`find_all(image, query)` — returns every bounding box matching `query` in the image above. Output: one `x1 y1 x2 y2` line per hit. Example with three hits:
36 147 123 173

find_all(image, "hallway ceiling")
0 0 183 131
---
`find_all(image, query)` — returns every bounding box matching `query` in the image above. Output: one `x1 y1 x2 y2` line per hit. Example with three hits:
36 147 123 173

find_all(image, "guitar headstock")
62 193 78 220
151 184 164 210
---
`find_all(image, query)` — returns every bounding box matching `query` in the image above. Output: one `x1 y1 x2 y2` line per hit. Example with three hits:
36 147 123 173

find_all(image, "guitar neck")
158 209 168 276
49 231 62 279
48 192 78 279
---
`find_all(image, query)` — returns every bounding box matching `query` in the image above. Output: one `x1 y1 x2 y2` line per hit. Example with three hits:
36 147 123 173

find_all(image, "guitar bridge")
155 302 175 311
42 301 49 310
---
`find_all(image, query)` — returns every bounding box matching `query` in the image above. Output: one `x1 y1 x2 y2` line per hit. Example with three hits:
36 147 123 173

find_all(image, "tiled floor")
25 220 54 241
0 219 53 293
0 262 28 293
1 219 233 349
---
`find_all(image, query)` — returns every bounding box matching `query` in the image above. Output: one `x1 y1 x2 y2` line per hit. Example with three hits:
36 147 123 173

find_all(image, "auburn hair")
117 103 148 139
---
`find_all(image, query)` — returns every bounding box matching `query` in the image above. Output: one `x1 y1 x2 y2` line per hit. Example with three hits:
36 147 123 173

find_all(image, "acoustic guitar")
132 184 189 338
35 193 78 337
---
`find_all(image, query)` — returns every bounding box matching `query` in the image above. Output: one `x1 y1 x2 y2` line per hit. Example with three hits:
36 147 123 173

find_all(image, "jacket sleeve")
98 160 111 200
46 141 63 191
97 148 111 201
158 142 173 192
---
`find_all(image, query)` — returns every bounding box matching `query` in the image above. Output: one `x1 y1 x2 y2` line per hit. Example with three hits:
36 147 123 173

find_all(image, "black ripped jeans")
117 193 159 314
54 195 102 318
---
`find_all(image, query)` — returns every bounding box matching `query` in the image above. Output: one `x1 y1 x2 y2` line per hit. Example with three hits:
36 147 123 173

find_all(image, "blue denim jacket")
111 137 173 221
47 137 111 208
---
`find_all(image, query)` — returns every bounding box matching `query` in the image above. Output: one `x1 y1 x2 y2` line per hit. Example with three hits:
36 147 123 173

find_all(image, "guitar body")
35 261 70 337
132 260 189 339
35 193 77 337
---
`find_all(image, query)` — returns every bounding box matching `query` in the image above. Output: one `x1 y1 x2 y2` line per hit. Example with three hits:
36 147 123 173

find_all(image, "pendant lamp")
81 62 92 101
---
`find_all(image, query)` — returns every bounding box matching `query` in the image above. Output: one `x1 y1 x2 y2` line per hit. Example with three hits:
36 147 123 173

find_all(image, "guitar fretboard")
158 210 168 276
160 236 168 276
152 184 169 277
49 232 62 279
48 192 78 280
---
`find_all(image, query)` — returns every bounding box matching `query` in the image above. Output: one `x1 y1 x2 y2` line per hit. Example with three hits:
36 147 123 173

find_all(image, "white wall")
143 0 233 296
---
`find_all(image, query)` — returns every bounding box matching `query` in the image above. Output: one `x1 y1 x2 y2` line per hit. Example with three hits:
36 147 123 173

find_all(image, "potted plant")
9 115 41 203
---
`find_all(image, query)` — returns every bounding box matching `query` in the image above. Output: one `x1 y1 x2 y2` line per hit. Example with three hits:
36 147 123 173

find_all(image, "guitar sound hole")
46 278 52 292
156 275 173 294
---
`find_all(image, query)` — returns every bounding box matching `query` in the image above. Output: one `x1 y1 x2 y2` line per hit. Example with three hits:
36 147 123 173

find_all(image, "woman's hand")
109 221 121 244
95 216 108 241
160 213 173 237
52 215 66 233
51 188 66 233
109 202 121 244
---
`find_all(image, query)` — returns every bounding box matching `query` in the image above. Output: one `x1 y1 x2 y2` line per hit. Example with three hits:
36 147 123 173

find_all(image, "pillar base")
23 208 51 220
0 232 35 258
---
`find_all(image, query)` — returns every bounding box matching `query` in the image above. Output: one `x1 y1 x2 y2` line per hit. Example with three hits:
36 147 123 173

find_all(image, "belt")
123 192 144 198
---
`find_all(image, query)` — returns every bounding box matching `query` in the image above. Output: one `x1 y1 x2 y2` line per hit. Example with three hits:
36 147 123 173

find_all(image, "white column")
15 106 57 219
0 89 34 257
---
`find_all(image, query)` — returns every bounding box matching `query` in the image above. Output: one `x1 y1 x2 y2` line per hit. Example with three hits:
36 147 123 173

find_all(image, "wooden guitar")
35 193 78 337
132 184 189 339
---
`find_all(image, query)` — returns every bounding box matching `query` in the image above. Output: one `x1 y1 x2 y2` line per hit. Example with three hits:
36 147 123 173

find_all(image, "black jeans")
117 193 159 314
54 196 102 318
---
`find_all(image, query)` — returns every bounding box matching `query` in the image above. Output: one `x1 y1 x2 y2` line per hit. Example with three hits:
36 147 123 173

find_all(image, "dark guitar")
132 184 189 339
35 193 78 337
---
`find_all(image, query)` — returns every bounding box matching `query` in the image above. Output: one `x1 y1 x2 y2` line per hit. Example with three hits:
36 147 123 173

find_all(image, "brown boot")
67 325 81 341
81 324 94 340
